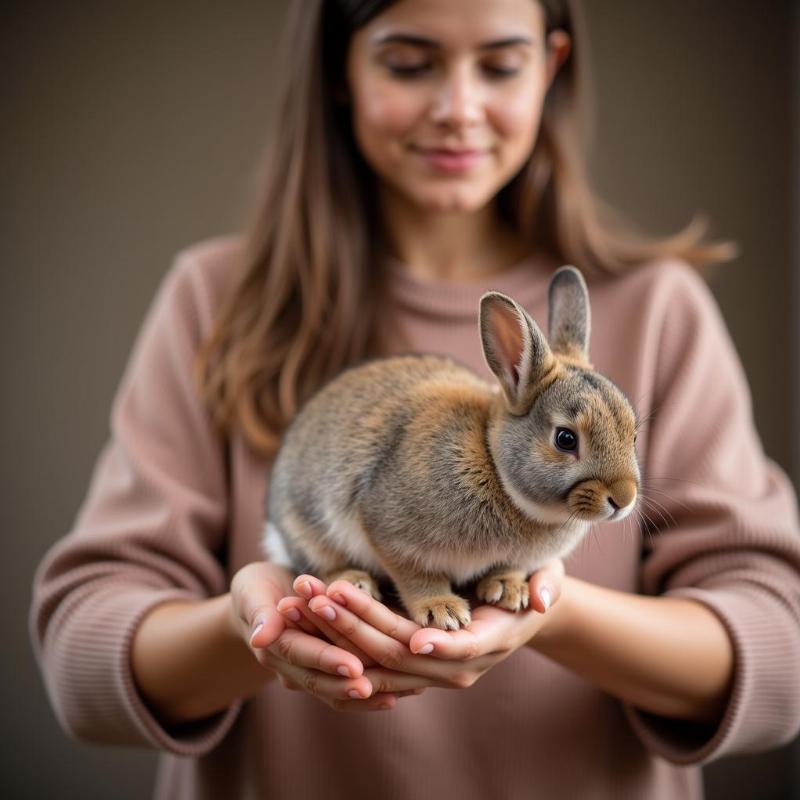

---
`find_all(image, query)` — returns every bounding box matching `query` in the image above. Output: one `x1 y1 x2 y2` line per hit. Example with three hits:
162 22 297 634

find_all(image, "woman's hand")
276 561 565 694
230 562 419 711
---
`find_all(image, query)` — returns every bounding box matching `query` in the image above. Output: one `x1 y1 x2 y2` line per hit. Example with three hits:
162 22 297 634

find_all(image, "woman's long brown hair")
195 0 736 457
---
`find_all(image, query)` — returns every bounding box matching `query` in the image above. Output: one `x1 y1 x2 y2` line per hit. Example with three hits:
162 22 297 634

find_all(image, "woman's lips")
413 147 488 173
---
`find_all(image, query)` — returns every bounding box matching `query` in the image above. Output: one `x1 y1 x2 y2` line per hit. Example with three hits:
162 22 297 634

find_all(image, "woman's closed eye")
385 62 522 80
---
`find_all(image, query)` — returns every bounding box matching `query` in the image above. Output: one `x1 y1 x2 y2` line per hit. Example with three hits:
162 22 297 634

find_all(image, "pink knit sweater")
31 235 800 799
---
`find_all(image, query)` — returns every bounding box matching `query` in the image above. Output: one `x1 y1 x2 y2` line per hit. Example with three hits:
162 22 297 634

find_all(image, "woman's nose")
429 64 484 127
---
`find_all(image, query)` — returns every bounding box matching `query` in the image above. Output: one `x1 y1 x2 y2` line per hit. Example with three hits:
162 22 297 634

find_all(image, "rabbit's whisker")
633 507 657 547
639 483 691 514
638 494 677 529
641 473 703 489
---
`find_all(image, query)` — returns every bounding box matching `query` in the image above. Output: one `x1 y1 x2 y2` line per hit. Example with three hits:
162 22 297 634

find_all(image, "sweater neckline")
383 251 557 319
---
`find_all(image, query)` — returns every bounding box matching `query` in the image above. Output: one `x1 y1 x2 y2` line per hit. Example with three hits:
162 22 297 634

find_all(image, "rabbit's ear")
548 266 591 360
480 292 554 414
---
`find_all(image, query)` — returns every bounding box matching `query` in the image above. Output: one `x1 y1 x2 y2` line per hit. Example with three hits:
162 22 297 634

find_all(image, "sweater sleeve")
622 263 800 765
29 247 241 755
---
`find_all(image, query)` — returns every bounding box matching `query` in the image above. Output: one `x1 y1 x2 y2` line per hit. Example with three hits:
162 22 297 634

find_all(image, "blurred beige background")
2 1 798 797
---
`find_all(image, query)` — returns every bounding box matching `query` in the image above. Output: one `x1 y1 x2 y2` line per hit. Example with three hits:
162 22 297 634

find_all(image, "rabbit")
263 265 640 630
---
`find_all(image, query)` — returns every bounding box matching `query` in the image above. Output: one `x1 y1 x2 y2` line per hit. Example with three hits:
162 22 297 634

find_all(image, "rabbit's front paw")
410 595 471 631
476 571 529 611
325 569 382 601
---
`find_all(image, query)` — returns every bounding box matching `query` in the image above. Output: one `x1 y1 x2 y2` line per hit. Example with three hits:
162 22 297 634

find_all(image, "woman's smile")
410 145 491 174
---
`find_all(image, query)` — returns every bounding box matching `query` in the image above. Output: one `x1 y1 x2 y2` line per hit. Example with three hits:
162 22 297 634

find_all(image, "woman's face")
344 0 569 214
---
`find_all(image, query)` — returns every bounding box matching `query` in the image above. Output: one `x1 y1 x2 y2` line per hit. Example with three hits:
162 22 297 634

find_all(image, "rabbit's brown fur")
265 267 640 630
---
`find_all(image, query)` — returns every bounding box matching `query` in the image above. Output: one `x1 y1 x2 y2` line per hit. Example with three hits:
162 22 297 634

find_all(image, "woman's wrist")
132 592 276 725
527 576 734 725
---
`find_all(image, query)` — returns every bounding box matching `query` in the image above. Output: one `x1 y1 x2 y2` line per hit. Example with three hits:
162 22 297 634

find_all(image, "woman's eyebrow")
372 33 533 50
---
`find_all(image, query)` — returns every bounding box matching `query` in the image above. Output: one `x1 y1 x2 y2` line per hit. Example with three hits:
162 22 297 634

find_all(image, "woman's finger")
527 559 565 614
407 603 546 661
274 659 418 710
270 657 421 709
280 595 379 667
307 593 417 671
325 580 420 645
230 565 290 649
266 626 366 681
307 592 473 680
276 596 322 637
269 656 373 701
306 593 512 688
246 608 285 650
363 667 437 694
293 573 328 600
407 623 485 660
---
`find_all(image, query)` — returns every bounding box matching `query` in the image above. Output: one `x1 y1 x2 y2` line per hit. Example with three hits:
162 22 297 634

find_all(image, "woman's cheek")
495 85 546 137
356 81 423 137
491 95 545 168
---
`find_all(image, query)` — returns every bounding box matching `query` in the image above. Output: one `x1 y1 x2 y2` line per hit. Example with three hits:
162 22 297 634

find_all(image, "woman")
31 1 800 798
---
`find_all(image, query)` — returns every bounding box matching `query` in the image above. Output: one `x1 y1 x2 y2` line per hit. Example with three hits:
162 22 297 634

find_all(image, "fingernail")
282 607 300 622
315 605 336 621
298 581 312 598
249 620 264 646
337 665 352 678
348 689 362 699
415 643 434 655
540 587 551 611
331 592 347 606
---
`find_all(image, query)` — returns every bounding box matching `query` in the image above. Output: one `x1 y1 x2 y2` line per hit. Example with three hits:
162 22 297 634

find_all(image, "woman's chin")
410 187 493 215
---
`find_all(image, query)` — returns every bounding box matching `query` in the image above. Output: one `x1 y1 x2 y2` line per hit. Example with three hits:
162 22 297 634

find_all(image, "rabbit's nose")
607 480 637 511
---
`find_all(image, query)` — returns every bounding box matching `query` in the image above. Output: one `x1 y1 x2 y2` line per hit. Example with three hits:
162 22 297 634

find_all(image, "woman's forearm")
131 594 275 725
530 576 735 724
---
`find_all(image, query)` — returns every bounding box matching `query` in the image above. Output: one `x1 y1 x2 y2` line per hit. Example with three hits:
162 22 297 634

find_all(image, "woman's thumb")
528 558 565 614
248 608 284 649
230 563 287 649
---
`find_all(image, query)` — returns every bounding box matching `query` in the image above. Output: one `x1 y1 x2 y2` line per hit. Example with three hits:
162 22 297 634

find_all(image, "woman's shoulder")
589 256 723 340
584 256 736 402
171 233 248 299
594 256 712 305
160 233 248 335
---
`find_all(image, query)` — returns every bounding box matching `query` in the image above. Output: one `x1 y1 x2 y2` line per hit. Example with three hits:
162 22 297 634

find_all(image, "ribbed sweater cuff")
622 584 800 765
41 584 241 756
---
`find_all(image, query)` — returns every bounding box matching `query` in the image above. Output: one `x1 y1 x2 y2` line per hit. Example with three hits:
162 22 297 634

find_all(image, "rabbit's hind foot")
323 568 382 601
476 570 530 611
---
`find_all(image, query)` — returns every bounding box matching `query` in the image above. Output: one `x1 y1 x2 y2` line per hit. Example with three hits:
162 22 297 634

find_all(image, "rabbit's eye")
555 427 578 452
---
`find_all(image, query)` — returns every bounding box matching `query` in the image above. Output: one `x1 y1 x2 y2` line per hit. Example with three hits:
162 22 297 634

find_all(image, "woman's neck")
379 189 530 282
